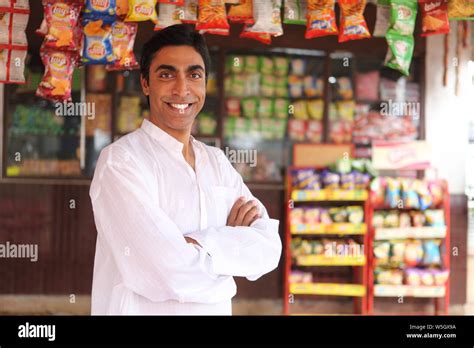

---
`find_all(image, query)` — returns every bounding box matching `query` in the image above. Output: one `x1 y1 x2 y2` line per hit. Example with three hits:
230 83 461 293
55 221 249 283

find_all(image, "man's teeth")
170 103 190 110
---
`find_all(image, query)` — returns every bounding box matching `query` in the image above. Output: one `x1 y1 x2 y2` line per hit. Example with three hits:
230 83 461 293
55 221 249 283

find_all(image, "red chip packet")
420 0 450 36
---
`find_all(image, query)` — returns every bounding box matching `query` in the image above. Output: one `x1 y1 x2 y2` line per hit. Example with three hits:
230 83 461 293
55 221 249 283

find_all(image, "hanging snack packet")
0 0 29 10
0 12 29 47
384 29 414 76
390 0 418 36
196 0 230 35
83 0 116 21
305 0 338 39
228 0 253 23
338 0 371 42
125 0 158 22
154 3 182 30
181 0 198 23
82 19 114 64
36 50 76 101
43 1 83 51
0 48 27 84
243 0 283 36
373 0 390 37
448 0 474 19
159 0 184 4
240 25 272 44
106 21 139 70
284 0 306 25
420 0 450 36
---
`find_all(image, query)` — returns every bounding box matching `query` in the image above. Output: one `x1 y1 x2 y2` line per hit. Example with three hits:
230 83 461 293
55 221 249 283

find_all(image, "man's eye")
159 72 173 78
191 72 202 79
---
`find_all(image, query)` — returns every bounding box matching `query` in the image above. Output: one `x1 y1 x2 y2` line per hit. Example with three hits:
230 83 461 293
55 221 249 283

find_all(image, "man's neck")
149 117 195 169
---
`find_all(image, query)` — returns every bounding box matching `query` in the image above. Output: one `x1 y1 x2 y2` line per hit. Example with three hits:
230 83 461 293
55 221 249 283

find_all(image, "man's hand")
226 196 261 227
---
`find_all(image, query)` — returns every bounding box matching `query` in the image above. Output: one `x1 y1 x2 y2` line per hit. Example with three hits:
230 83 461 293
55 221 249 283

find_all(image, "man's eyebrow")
154 64 177 72
186 64 205 72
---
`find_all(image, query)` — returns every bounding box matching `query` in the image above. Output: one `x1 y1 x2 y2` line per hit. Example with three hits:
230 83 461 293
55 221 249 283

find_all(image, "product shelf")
290 282 366 297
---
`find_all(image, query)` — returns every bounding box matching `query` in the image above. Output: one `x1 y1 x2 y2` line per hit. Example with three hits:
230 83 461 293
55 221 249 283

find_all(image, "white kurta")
90 118 282 315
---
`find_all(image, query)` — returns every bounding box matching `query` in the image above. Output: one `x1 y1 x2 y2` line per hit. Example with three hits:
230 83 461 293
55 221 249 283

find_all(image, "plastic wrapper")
419 269 434 286
425 209 445 227
180 0 198 23
196 0 230 35
432 269 449 286
374 241 390 265
384 30 414 76
399 212 411 228
241 97 258 118
258 98 273 118
82 19 114 65
347 206 364 224
447 0 474 19
390 241 405 265
420 0 450 36
307 99 323 120
0 12 28 47
242 0 283 36
328 207 347 223
385 177 401 208
405 268 421 285
116 0 130 17
274 98 289 119
228 0 253 23
410 211 426 227
423 240 441 266
291 58 306 75
125 0 158 22
293 100 308 119
390 0 418 36
225 98 240 117
0 0 29 9
83 0 116 21
384 210 399 228
304 208 320 224
304 76 323 97
260 75 275 97
240 24 272 44
244 55 259 73
284 0 307 25
106 21 139 71
306 120 322 142
288 75 304 98
340 172 355 191
338 0 370 43
373 0 390 37
305 0 338 39
336 76 353 99
273 56 289 76
322 171 339 189
154 3 182 30
404 240 424 267
401 178 420 209
36 50 76 101
0 48 26 84
43 1 82 51
372 211 385 228
288 119 306 141
290 208 305 225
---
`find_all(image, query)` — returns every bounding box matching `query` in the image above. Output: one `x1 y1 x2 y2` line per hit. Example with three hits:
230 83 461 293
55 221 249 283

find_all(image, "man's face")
141 45 206 132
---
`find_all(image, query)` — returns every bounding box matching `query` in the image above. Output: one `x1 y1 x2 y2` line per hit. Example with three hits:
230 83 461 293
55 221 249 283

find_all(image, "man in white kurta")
89 25 281 315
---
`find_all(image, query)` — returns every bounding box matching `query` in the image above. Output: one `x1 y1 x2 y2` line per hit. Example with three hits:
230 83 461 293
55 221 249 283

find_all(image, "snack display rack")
367 178 451 315
283 165 371 315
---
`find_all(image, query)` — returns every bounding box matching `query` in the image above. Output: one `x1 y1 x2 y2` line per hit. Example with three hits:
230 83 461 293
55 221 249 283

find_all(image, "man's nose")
172 75 190 97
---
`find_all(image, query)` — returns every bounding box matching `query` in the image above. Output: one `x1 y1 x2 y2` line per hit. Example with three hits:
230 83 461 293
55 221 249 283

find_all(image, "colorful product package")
322 171 339 189
288 119 306 141
340 172 355 190
116 0 130 17
432 269 449 285
347 206 364 224
274 98 289 118
306 120 322 142
0 12 29 47
425 209 445 227
258 98 274 118
196 0 230 35
401 178 420 209
293 100 308 119
384 29 414 76
385 177 401 208
372 0 391 37
307 99 323 120
259 56 274 74
420 0 450 36
274 76 288 97
423 240 441 266
106 21 139 71
290 208 305 225
404 240 424 267
304 208 320 224
154 3 182 30
240 25 272 44
180 0 198 23
390 240 406 265
405 268 422 285
419 269 434 286
159 0 184 4
83 0 116 21
225 98 241 117
305 0 338 39
260 75 275 97
390 0 418 36
82 19 114 65
304 76 323 97
125 0 158 22
384 210 399 228
226 55 245 74
36 50 76 101
374 241 390 265
273 56 289 76
447 0 474 19
244 55 259 73
228 0 253 23
43 1 83 51
241 97 258 118
288 75 304 98
284 0 307 25
291 58 306 75
242 0 283 36
372 211 385 228
338 0 371 43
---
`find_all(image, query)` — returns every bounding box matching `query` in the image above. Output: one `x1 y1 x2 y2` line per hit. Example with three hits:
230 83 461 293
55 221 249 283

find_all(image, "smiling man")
89 25 282 315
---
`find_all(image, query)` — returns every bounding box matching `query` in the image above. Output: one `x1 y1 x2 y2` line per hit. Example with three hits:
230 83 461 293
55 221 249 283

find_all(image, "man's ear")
140 75 149 96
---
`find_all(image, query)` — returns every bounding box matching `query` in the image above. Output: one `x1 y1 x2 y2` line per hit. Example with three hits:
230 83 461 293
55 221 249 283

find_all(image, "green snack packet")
224 75 233 95
260 75 275 97
258 98 274 118
199 114 217 135
241 97 259 118
226 55 245 74
274 98 290 119
384 30 414 76
274 119 288 140
260 118 274 140
273 56 289 77
232 74 247 97
259 56 274 75
275 76 289 97
224 117 236 139
244 55 260 74
390 0 418 36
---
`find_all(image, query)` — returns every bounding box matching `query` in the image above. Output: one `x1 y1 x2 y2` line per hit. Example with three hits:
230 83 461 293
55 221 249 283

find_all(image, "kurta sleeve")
90 145 231 304
186 148 282 281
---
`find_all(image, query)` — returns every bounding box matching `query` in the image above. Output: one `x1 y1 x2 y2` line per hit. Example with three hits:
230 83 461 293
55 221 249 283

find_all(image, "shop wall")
425 22 472 305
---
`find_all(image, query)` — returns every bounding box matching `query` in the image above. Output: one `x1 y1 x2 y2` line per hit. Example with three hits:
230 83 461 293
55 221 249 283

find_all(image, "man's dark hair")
140 24 211 85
